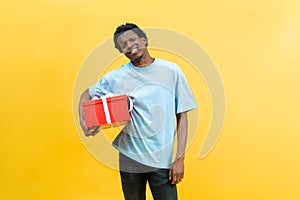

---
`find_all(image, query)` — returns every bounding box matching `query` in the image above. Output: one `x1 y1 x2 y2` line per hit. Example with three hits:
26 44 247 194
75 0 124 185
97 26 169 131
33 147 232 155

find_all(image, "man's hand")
79 89 100 136
169 112 188 185
80 118 100 136
169 157 184 185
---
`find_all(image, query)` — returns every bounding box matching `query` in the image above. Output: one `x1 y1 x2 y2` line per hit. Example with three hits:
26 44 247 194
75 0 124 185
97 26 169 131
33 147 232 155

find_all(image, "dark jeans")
119 153 178 200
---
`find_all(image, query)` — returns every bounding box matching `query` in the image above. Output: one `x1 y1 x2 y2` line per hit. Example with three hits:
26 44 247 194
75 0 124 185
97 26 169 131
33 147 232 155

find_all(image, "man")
79 23 197 200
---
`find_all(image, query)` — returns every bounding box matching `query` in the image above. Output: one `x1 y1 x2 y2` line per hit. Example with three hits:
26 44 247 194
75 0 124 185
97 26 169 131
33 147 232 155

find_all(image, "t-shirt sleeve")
88 77 112 97
175 70 197 114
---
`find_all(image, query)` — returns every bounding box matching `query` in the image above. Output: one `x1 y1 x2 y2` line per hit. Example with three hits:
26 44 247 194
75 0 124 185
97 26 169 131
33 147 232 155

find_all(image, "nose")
125 41 135 53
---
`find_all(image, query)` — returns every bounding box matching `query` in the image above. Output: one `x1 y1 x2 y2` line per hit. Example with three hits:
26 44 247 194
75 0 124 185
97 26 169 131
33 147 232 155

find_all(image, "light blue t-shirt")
89 58 197 168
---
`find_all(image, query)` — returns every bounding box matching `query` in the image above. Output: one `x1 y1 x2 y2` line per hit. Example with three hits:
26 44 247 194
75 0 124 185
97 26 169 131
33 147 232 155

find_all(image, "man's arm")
78 89 100 136
169 112 188 184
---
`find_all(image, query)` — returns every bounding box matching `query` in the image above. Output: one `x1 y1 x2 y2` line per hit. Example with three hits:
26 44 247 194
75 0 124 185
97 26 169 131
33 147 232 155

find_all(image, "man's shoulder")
103 63 131 79
157 58 178 67
156 58 183 74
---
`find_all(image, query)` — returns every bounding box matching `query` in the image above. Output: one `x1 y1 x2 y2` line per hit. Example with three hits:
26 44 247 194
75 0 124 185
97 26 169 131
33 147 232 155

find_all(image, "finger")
84 129 95 136
169 170 173 181
90 127 98 135
85 130 93 136
172 174 178 185
89 127 100 136
173 173 184 184
95 126 100 132
177 175 182 183
82 127 91 136
177 172 183 180
94 127 100 133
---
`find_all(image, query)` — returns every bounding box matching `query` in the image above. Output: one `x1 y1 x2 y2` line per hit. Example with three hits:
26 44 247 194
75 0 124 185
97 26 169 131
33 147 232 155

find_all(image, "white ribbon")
100 93 113 124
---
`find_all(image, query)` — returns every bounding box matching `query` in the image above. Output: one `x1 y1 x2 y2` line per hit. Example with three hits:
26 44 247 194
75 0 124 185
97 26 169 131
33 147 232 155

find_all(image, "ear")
141 37 148 46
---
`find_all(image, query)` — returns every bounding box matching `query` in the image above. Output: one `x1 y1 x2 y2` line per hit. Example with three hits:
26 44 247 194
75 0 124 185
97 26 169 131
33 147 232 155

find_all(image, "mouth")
128 47 139 55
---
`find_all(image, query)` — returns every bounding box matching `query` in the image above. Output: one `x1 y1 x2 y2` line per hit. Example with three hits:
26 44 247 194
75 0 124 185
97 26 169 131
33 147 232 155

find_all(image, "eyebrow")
119 36 137 45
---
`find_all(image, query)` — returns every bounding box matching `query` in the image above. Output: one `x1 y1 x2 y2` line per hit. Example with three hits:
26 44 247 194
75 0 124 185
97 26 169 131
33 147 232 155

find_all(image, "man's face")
116 30 147 62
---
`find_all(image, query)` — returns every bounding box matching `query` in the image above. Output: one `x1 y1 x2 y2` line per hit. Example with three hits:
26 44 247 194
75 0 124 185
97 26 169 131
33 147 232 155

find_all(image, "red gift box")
82 94 131 129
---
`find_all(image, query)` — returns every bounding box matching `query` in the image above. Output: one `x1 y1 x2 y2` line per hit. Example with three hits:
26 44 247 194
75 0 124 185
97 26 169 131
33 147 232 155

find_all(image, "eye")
121 43 127 49
129 37 136 42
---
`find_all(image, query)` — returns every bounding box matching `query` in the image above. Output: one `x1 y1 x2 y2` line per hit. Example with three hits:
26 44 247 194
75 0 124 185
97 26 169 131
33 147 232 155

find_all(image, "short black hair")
113 23 148 52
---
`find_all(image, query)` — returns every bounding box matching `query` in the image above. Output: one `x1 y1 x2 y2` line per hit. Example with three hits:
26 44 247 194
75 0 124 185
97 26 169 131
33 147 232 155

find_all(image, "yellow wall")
1 0 300 199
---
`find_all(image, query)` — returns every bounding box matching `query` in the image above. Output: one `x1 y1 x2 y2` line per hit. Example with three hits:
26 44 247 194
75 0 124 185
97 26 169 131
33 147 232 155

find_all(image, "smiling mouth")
128 48 138 55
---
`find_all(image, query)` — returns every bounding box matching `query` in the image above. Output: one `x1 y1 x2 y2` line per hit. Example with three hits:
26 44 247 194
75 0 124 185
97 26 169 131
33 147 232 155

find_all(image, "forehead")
116 30 139 43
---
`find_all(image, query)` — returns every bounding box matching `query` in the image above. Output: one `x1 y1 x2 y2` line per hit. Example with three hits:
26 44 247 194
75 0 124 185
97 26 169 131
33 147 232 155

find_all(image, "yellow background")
1 0 300 199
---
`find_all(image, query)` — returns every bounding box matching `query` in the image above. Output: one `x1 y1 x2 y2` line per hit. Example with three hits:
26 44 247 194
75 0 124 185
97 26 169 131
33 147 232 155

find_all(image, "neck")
131 52 154 68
